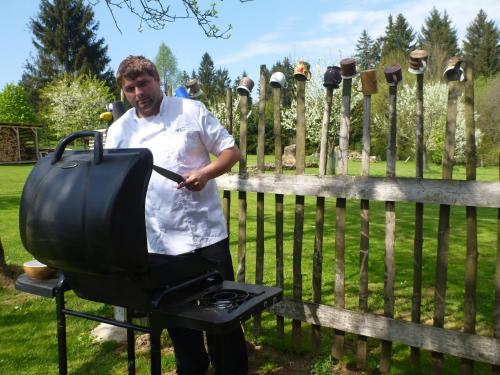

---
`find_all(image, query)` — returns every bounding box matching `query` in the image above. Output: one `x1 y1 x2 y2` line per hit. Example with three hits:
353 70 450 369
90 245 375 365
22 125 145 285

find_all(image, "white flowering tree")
281 61 363 153
40 74 113 140
385 81 477 164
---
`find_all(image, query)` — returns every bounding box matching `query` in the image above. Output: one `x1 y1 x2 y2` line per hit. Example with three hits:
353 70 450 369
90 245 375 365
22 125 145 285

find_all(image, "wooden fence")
216 63 500 373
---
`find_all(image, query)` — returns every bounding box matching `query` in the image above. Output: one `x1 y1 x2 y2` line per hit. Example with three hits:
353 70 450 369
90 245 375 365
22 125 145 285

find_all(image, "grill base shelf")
15 273 282 375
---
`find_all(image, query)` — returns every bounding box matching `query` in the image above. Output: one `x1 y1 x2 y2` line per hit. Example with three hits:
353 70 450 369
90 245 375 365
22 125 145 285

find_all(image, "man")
106 55 247 375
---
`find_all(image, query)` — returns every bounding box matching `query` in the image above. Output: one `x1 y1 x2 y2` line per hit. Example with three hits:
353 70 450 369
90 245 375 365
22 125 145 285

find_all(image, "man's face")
122 73 163 118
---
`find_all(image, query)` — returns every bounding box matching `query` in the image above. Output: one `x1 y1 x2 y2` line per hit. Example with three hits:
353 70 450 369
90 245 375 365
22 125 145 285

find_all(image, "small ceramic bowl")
23 260 57 280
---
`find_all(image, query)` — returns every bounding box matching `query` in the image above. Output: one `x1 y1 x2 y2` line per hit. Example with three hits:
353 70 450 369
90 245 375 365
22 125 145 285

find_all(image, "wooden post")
223 88 233 233
495 154 500 375
273 82 285 338
411 72 425 364
380 71 399 373
357 68 377 369
237 92 249 283
462 64 477 375
312 85 334 351
432 78 460 373
332 73 353 360
254 66 267 335
292 77 306 351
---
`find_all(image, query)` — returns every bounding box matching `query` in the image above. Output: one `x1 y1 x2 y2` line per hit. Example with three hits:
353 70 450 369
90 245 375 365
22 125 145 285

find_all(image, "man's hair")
116 55 159 87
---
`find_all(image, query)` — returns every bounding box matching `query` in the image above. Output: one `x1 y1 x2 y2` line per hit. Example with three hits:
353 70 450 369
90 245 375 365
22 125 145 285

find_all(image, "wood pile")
0 127 18 162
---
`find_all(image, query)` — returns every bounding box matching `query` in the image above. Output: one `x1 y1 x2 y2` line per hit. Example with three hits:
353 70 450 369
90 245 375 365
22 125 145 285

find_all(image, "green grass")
1 160 498 374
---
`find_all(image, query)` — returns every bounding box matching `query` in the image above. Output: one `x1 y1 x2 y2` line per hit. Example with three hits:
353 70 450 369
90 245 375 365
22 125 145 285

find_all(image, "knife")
152 165 184 184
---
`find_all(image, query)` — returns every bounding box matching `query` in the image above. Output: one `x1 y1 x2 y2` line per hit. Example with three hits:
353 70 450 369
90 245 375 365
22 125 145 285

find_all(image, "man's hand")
178 170 209 191
178 146 240 191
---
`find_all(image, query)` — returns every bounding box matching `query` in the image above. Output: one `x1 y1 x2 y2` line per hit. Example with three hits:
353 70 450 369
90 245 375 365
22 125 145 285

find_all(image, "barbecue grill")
15 130 282 375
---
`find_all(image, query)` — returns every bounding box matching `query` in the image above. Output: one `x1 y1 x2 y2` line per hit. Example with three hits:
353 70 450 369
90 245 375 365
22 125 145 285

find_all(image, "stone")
282 144 296 165
91 322 127 343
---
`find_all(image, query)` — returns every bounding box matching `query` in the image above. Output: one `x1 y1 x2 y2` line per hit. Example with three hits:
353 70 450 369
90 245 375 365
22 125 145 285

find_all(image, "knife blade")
152 165 184 184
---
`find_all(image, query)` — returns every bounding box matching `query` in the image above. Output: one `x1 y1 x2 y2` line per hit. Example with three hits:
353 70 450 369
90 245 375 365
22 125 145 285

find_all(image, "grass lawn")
0 159 498 374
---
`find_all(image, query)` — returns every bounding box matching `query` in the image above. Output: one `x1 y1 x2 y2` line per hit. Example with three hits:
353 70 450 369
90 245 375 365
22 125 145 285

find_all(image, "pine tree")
213 67 231 99
463 9 500 77
198 52 216 101
417 8 459 81
21 0 113 106
355 30 380 70
418 8 459 56
155 42 180 94
381 14 416 58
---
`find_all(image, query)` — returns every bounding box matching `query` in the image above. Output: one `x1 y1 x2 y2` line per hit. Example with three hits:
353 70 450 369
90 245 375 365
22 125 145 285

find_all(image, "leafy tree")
0 84 37 123
463 9 500 77
40 75 113 139
375 81 471 163
381 14 416 58
476 75 500 164
155 42 181 93
355 30 380 70
21 0 114 107
103 0 252 38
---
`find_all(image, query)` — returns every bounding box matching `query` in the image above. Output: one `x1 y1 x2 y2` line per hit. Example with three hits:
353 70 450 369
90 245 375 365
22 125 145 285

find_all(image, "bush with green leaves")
40 74 113 139
0 83 37 123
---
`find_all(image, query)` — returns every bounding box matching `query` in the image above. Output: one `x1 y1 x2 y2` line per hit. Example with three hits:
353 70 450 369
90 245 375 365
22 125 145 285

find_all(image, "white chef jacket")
105 95 234 255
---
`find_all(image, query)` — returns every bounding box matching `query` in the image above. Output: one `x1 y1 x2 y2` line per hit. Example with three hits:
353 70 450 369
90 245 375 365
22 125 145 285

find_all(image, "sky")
0 0 499 91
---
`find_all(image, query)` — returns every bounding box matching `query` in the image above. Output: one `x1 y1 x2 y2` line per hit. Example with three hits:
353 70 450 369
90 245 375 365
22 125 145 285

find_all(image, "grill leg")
55 287 67 375
150 319 162 375
213 334 224 375
126 309 136 375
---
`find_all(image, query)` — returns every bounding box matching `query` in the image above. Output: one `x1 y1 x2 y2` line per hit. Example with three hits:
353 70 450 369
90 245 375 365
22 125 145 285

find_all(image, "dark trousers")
167 238 248 375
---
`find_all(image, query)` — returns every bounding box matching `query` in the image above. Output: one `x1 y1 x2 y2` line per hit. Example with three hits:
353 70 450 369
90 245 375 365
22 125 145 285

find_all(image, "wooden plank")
254 65 267 335
357 93 372 369
381 83 398 373
463 65 477 375
237 93 249 283
292 78 306 351
432 80 460 372
268 299 500 365
412 72 425 364
273 85 285 337
215 174 500 208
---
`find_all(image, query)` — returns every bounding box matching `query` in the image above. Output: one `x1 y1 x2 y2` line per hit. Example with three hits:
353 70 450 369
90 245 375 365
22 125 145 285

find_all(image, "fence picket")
357 88 373 369
223 88 233 233
272 84 285 338
312 86 333 350
432 80 460 373
292 78 306 351
381 81 398 373
463 64 478 374
237 92 249 283
332 75 352 359
411 72 425 364
254 66 267 335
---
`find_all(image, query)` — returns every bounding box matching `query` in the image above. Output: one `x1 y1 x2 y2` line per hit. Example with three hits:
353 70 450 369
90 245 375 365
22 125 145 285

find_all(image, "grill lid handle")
52 130 103 165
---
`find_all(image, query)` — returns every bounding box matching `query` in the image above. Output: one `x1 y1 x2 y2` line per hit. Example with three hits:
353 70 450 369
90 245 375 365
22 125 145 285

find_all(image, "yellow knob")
99 112 113 122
